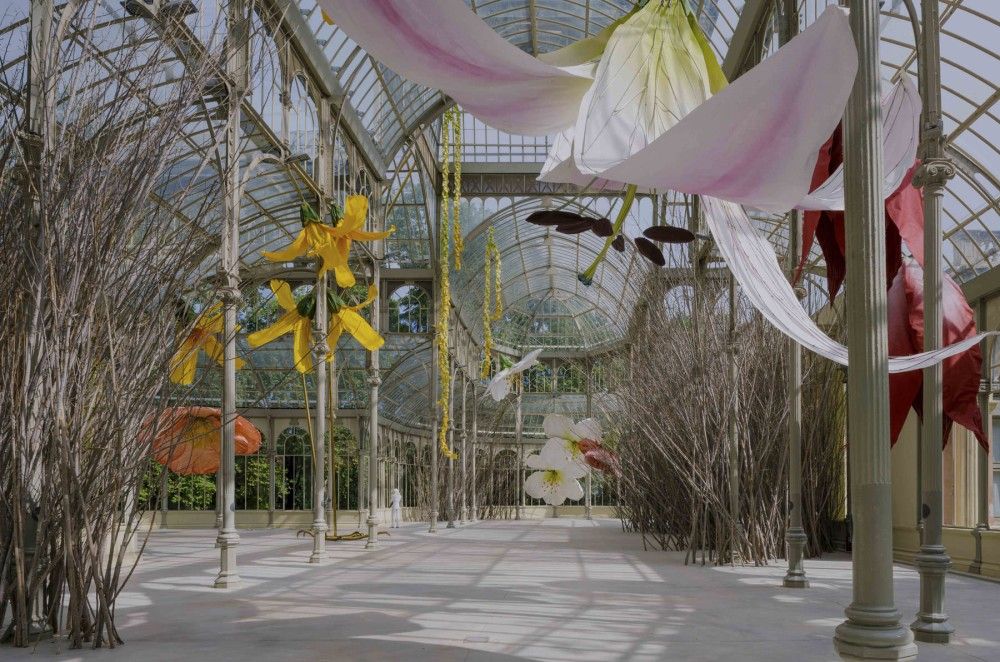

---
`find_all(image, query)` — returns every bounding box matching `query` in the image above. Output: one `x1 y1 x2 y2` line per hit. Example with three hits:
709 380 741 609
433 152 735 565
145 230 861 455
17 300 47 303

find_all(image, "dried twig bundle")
0 1 251 647
606 259 844 565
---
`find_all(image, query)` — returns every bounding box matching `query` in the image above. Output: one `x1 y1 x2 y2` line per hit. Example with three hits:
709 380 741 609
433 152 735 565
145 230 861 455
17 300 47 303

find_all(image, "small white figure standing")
390 488 402 528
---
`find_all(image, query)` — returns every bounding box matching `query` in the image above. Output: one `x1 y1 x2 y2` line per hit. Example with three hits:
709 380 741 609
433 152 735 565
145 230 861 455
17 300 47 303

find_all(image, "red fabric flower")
800 127 986 450
887 262 986 449
142 406 262 475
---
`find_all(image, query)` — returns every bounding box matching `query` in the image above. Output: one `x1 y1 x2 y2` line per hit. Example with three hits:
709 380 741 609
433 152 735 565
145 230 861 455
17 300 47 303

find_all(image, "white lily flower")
524 442 587 506
542 413 602 468
485 348 542 402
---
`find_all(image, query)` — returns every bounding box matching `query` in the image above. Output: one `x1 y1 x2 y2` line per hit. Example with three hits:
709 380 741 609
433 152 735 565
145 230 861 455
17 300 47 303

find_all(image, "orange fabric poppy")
144 406 262 475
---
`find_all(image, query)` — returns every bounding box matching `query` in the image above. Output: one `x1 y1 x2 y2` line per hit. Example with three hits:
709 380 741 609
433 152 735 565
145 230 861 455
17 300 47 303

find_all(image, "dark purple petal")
555 219 594 234
611 235 625 252
643 225 696 243
526 210 587 226
634 237 666 266
591 217 613 237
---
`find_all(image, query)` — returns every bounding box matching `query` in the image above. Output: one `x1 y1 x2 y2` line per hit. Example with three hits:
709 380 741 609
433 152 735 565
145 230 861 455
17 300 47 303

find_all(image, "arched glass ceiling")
298 0 999 286
877 0 1000 282
298 1 743 162
450 195 659 351
5 1 1000 425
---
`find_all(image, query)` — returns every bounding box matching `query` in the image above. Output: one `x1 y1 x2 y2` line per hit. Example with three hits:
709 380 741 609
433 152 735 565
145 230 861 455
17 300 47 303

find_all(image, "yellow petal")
270 280 297 312
337 309 384 351
314 241 342 278
293 318 313 374
349 228 394 241
349 284 379 311
340 195 368 232
169 338 199 385
326 318 344 359
686 8 728 94
246 310 298 348
333 260 356 289
305 223 331 253
262 229 309 262
202 334 225 365
197 302 225 333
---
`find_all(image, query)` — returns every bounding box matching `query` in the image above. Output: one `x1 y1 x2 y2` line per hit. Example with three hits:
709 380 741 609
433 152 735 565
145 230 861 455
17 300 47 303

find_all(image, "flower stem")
578 184 637 286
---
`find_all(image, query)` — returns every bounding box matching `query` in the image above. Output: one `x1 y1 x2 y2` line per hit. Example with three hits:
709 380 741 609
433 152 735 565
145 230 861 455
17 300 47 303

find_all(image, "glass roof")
4 0 999 435
450 194 657 351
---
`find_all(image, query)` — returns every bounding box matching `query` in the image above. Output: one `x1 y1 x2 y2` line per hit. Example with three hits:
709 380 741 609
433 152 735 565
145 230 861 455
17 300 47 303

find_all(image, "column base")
911 546 954 643
428 510 439 533
910 623 953 644
446 520 456 528
835 607 918 661
585 508 593 520
309 523 328 563
213 538 240 588
365 517 379 549
783 526 809 588
783 576 810 589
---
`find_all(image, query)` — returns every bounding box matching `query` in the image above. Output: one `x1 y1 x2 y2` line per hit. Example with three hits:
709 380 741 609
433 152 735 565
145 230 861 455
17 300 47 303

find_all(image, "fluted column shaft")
309 274 329 563
429 335 439 533
447 365 457 528
911 0 956 642
975 303 992 533
366 259 382 549
834 1 917 658
460 377 468 524
214 0 247 588
515 392 525 520
780 0 808 590
584 367 593 520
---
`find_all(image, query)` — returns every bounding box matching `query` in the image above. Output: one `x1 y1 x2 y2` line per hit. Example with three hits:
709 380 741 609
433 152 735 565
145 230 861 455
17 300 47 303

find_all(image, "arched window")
522 362 552 393
388 285 431 333
555 363 585 393
275 426 311 510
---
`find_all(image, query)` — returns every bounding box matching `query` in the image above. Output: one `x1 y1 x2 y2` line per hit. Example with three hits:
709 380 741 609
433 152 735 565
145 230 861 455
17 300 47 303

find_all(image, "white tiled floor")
7 519 1000 661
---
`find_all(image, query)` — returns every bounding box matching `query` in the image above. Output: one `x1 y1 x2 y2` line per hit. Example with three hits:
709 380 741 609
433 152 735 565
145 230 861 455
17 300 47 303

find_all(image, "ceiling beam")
721 0 773 80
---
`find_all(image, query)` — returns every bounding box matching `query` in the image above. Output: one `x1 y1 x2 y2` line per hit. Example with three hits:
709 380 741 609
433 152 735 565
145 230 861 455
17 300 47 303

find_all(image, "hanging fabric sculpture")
246 280 383 373
144 407 261 475
524 414 619 505
794 78 924 299
886 264 986 448
322 1 997 370
793 97 986 446
541 414 620 476
485 349 542 402
317 0 592 136
169 302 246 385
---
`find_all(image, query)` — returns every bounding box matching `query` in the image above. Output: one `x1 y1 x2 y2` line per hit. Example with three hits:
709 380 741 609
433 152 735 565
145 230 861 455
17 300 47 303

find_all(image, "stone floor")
7 518 1000 661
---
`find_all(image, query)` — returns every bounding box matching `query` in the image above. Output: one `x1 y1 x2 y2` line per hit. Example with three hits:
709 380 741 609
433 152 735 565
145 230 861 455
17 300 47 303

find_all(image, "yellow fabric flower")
261 203 342 278
169 302 246 385
246 280 384 374
329 284 384 354
326 195 395 288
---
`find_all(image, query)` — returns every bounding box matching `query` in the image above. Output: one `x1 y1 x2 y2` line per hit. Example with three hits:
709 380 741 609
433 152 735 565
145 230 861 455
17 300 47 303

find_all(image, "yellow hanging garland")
492 233 503 322
452 110 464 271
481 226 503 379
437 108 458 460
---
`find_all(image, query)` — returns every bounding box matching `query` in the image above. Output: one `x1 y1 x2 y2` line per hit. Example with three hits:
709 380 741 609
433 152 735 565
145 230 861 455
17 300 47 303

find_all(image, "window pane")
993 473 1000 517
993 415 1000 462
